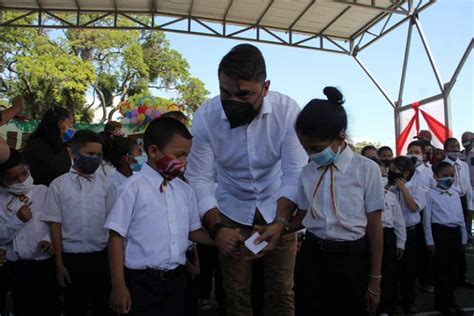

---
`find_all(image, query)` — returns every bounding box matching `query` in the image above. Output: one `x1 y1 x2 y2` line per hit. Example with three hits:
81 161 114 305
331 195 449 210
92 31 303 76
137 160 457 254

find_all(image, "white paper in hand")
244 232 268 255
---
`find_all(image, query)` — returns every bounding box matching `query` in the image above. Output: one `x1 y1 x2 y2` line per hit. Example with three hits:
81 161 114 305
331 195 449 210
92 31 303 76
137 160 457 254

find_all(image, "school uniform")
423 187 467 312
295 146 385 316
379 189 406 314
443 157 473 284
0 185 60 316
105 163 202 316
41 168 113 316
390 180 426 310
460 149 474 238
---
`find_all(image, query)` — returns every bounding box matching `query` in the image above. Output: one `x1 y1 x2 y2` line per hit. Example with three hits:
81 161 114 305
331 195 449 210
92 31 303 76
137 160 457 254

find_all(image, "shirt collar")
432 186 455 195
113 171 128 185
219 95 272 120
140 162 173 190
333 144 353 174
443 157 459 166
68 167 95 181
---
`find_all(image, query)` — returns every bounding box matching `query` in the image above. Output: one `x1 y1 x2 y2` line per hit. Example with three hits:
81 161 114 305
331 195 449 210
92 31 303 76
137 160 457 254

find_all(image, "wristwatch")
273 217 290 232
209 223 226 240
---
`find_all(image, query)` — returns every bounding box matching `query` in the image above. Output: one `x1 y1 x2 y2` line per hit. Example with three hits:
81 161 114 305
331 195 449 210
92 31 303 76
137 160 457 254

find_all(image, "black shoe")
457 280 474 289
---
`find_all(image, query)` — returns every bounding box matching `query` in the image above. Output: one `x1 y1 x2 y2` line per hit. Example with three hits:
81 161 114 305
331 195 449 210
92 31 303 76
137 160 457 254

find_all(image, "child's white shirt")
383 190 406 249
390 181 426 227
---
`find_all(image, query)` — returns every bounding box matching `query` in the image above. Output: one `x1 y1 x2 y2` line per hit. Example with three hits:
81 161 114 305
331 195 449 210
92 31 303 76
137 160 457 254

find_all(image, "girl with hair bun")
292 87 385 315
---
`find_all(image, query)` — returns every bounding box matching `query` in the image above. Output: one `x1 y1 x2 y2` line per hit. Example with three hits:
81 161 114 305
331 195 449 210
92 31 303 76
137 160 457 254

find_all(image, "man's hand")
16 202 33 223
215 227 245 259
245 223 284 260
396 247 404 260
110 285 132 315
56 264 72 288
38 241 54 254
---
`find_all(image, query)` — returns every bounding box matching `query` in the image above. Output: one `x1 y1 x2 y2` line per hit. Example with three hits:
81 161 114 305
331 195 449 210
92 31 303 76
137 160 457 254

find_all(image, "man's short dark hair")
144 117 192 153
218 44 267 83
444 137 459 149
407 140 425 152
104 121 122 133
432 161 454 175
70 130 103 150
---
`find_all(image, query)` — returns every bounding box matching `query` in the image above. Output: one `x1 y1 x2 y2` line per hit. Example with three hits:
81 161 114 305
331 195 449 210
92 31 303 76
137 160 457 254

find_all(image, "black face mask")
221 86 265 129
381 159 391 168
73 150 102 175
388 170 404 185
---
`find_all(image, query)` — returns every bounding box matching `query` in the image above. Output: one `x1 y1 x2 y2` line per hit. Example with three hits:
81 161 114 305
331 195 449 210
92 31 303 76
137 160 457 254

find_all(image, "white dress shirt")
443 157 473 210
41 168 111 253
0 185 51 261
460 149 474 206
389 181 426 228
105 163 201 270
423 187 467 246
383 190 406 249
186 91 307 225
298 145 385 241
410 164 435 193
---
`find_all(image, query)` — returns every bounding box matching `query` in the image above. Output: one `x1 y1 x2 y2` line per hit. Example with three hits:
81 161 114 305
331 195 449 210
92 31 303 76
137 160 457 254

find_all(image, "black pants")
399 227 417 308
416 217 434 287
7 258 60 316
62 249 112 316
458 196 468 283
432 224 462 311
0 264 9 315
294 233 369 316
197 244 225 315
125 266 187 316
379 228 399 314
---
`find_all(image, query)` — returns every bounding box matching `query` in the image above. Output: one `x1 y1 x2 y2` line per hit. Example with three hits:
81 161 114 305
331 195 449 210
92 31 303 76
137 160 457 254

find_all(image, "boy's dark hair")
420 139 432 148
144 117 192 153
369 157 385 168
391 156 415 181
70 130 103 150
162 111 188 123
377 146 393 156
432 161 454 176
104 121 122 133
443 137 459 149
361 145 377 156
218 44 266 83
104 136 136 170
28 106 72 153
0 148 26 179
407 140 425 152
295 87 346 141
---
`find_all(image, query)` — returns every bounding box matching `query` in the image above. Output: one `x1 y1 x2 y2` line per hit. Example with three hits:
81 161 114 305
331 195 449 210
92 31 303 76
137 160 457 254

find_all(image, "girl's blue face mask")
63 127 75 143
436 176 455 190
131 155 146 172
309 142 341 166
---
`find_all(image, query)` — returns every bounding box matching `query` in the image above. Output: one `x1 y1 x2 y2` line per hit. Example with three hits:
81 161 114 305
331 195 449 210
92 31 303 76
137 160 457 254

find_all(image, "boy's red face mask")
155 156 185 182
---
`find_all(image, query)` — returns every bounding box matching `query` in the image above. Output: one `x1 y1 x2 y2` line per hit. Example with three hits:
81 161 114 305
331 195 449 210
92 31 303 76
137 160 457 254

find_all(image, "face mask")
436 176 454 190
382 177 388 187
155 156 185 182
131 155 146 172
381 159 391 168
309 144 341 166
73 150 102 175
446 151 461 161
63 127 75 143
8 175 34 195
407 154 423 167
388 170 404 185
424 152 432 163
462 140 472 149
221 86 265 129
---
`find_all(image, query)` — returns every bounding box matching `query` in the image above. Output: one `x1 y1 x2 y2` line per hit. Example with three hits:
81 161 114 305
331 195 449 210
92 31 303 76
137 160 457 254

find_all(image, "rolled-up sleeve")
278 102 307 204
185 110 218 218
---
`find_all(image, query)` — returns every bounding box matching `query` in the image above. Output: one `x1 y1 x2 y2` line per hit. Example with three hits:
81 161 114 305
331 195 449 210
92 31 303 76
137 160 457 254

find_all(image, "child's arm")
392 199 406 259
108 230 132 315
50 222 71 288
395 180 419 212
0 203 31 244
189 228 215 246
422 196 435 255
289 209 306 233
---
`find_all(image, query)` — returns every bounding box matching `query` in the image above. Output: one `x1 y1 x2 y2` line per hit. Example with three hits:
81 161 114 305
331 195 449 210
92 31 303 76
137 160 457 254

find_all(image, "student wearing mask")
186 44 307 316
291 87 384 315
443 138 474 289
378 146 394 168
387 156 426 314
460 131 473 242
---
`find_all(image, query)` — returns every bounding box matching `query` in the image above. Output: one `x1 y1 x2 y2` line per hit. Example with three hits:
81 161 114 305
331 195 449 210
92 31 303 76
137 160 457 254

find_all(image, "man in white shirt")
460 131 474 240
186 44 307 316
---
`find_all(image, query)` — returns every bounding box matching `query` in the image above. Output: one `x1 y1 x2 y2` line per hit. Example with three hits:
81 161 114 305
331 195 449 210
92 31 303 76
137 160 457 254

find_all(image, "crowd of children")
0 89 472 316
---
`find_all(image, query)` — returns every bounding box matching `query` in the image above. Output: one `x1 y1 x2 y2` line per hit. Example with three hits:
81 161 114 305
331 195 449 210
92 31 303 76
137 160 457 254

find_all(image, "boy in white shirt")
42 130 113 316
106 117 213 316
0 149 59 316
423 161 467 315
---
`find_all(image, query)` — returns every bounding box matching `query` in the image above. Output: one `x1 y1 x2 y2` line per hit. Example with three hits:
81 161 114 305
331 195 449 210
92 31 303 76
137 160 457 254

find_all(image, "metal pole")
397 17 414 107
353 55 396 108
394 103 401 154
443 83 452 139
446 38 473 94
413 16 444 93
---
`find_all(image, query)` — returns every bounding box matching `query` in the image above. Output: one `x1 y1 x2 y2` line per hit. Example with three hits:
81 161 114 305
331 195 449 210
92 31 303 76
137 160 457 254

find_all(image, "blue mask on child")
436 177 454 190
63 128 75 143
309 145 341 166
131 155 146 172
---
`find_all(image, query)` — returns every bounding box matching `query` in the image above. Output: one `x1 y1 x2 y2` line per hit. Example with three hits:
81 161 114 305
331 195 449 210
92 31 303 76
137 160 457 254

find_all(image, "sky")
154 0 473 148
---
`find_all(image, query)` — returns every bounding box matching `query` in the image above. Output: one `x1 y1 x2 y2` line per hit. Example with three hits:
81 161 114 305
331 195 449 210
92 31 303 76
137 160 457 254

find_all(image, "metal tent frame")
0 0 472 143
